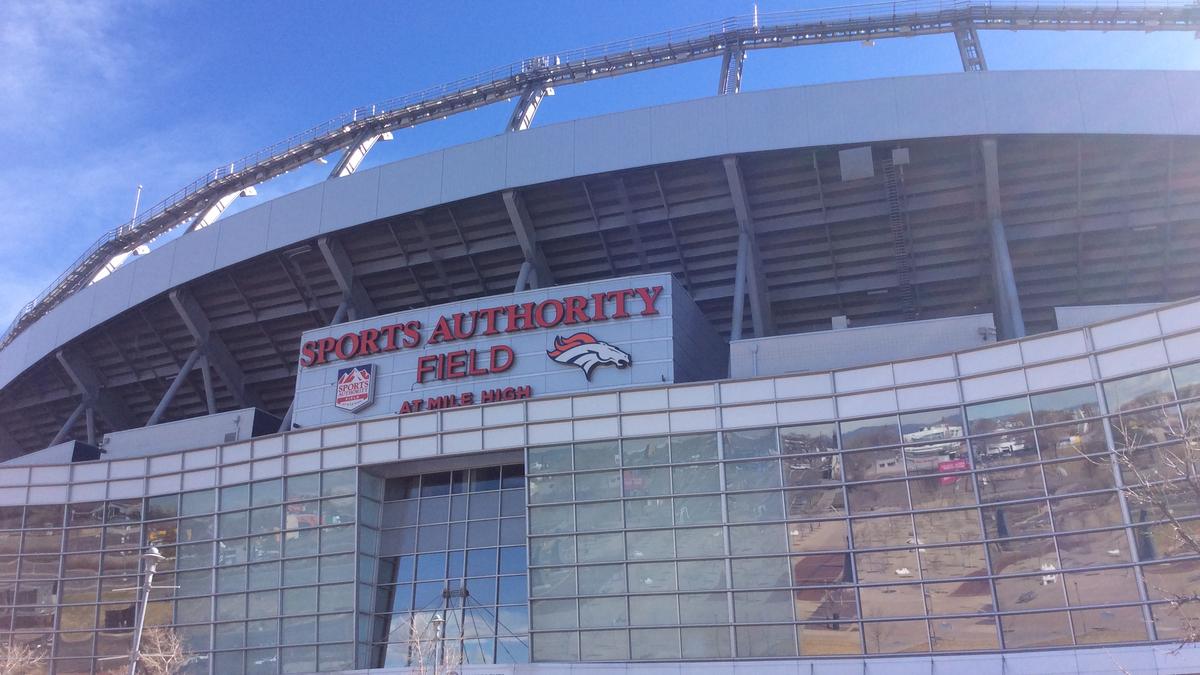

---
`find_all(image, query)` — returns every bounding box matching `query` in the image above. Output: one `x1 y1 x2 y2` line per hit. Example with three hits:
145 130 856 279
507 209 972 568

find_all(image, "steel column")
717 47 745 95
506 86 552 132
722 156 774 338
146 348 203 426
56 347 132 430
200 357 217 414
50 401 87 446
730 231 750 341
502 190 554 287
328 131 391 179
953 24 988 71
318 236 378 320
170 288 265 409
981 138 1026 339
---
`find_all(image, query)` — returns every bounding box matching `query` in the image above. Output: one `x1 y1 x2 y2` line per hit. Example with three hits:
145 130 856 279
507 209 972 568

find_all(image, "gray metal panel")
168 222 220 287
650 96 728 166
442 134 508 204
127 237 178 306
505 121 576 188
1055 303 1166 330
212 200 273 269
730 314 996 378
573 107 653 176
376 149 444 221
321 165 382 234
99 407 263 459
267 182 325 251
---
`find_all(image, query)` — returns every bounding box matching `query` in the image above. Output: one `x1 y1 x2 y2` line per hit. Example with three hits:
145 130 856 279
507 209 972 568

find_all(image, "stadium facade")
3 15 1200 675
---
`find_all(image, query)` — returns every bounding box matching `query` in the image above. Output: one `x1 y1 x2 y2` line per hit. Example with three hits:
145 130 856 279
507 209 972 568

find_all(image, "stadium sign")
290 273 726 428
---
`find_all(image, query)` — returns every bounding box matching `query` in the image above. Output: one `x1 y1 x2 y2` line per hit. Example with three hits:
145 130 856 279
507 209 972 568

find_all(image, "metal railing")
3 0 1197 351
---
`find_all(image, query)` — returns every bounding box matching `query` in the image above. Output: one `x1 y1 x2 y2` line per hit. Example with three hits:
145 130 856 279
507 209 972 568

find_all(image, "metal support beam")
318 236 377 321
188 187 256 233
170 288 265 409
506 86 552 132
200 357 217 414
146 348 202 426
502 190 554 287
278 401 295 433
56 347 132 431
953 24 988 71
722 156 775 338
412 215 456 300
86 406 96 445
615 177 649 272
980 138 1026 339
51 401 87 446
717 47 746 95
328 131 392 179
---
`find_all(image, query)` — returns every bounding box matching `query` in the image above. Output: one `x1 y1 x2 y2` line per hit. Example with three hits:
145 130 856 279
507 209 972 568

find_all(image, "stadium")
2 2 1200 673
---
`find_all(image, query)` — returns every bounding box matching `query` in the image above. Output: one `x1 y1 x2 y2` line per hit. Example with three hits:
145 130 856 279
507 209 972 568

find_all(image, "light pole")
128 546 166 675
431 613 445 673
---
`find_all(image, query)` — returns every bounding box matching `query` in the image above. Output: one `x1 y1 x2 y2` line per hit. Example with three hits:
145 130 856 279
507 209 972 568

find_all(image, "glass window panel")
530 567 575 597
318 612 353 641
246 618 278 647
18 554 58 579
791 553 854 586
1063 567 1140 607
855 549 919 583
175 542 212 569
734 589 794 622
901 408 965 442
217 594 246 620
573 441 620 471
215 621 245 649
528 505 573 535
530 599 577 630
976 464 1046 503
846 480 910 514
863 619 928 654
499 516 525 545
320 468 355 497
677 527 725 557
677 559 727 591
726 491 784 522
844 448 905 482
914 508 981 545
528 475 572 504
577 564 625 594
175 596 211 623
859 584 925 618
1072 605 1147 644
995 573 1067 612
21 529 62 553
532 631 579 661
789 519 849 553
982 500 1052 540
321 496 355 525
622 467 670 497
852 514 915 549
579 596 627 628
180 489 215 516
786 487 846 519
144 495 178 521
632 627 681 660
732 557 790 588
783 451 842 486
799 621 863 655
282 473 319 502
103 523 140 549
1031 385 1101 424
909 474 976 510
794 586 858 623
723 428 779 459
622 436 670 466
671 433 718 463
248 561 280 590
1051 491 1123 531
420 471 453 497
672 496 720 526
924 578 993 615
249 506 281 534
530 536 574 566
499 575 527 605
781 422 838 454
219 511 248 538
68 502 103 527
841 416 900 450
999 611 1073 648
220 484 250 511
671 464 719 494
1110 404 1183 449
0 506 20 529
988 535 1058 575
1043 457 1115 496
217 566 247 593
467 492 500 520
178 515 214 542
972 430 1039 470
580 629 629 661
106 499 142 523
1151 600 1200 642
576 533 623 562
575 502 621 532
919 544 987 580
465 547 498 577
966 396 1032 435
905 440 968 478
528 446 571 474
725 459 782 490
23 505 63 529
1104 369 1175 412
628 561 676 592
573 471 620 501
929 616 998 651
686 624 729 653
729 523 786 555
629 594 678 625
320 525 355 553
282 529 317 558
626 529 673 559
468 466 501 492
1174 361 1200 400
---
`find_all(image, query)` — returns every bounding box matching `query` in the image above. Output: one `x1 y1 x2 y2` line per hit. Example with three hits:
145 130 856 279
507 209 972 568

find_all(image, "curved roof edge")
2 69 1198 392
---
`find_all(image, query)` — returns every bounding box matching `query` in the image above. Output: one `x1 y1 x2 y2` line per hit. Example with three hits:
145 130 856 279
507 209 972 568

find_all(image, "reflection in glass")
966 396 1032 435
840 416 900 450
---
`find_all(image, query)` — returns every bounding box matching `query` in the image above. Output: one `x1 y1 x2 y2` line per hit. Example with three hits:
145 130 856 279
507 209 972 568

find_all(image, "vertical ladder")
883 159 917 320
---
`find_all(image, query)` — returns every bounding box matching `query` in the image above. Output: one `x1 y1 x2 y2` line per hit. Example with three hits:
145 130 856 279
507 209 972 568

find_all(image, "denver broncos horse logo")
547 332 631 380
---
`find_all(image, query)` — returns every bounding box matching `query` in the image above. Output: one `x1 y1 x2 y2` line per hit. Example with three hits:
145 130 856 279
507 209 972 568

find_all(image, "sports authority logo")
334 365 375 412
547 332 631 380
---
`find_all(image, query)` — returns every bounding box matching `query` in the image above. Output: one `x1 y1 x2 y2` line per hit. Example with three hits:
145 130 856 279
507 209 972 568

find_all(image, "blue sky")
1 0 1197 327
